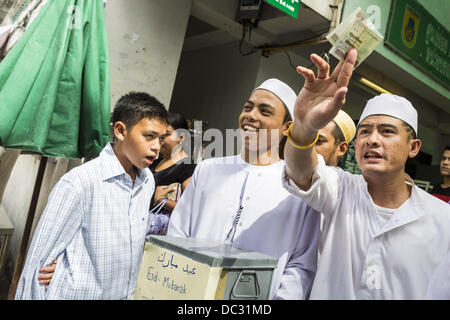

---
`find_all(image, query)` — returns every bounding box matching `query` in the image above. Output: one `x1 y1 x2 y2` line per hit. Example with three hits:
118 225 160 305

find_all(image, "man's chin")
243 142 269 154
358 162 385 175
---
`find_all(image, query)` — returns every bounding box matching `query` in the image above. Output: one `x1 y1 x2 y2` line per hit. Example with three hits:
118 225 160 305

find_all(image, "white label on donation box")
134 242 224 300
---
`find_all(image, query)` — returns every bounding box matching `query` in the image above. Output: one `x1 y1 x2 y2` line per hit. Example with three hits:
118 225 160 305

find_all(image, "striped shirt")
15 143 154 299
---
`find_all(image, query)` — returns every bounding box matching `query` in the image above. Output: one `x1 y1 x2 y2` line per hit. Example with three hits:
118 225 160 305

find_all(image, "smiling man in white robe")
167 78 321 300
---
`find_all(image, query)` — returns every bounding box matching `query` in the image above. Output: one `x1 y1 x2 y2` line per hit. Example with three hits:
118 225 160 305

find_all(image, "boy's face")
115 117 167 170
238 89 288 154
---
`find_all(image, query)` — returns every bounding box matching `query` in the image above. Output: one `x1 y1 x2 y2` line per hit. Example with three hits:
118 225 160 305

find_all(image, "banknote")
326 7 367 45
327 7 383 67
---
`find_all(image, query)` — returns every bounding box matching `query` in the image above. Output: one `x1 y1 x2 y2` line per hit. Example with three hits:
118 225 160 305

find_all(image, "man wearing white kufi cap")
282 48 450 299
168 78 321 299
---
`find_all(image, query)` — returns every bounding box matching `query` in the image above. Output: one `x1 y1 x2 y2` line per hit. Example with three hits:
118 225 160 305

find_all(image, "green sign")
264 0 301 19
385 0 450 87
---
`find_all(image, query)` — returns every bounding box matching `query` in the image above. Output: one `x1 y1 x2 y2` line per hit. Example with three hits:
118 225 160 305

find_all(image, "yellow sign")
401 6 419 48
134 243 224 300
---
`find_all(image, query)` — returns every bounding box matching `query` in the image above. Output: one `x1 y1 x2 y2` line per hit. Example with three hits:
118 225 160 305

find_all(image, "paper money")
327 7 383 67
327 7 366 45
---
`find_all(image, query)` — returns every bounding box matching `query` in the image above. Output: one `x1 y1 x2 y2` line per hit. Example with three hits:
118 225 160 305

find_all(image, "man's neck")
365 171 412 209
241 148 281 166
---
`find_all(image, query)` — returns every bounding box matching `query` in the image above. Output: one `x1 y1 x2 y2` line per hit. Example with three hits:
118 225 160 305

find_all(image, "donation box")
134 235 278 300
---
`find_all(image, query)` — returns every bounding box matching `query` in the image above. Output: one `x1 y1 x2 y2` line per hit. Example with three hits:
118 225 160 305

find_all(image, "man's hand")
38 259 57 290
284 48 357 190
292 48 358 142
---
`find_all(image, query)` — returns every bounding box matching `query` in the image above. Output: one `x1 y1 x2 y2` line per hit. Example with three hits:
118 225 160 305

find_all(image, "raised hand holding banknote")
291 48 358 145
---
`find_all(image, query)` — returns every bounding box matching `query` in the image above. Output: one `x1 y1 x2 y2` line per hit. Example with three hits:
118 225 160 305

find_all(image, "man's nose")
366 131 381 146
245 108 260 121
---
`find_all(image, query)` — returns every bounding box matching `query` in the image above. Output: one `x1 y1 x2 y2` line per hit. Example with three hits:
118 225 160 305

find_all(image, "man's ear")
409 139 422 158
282 121 293 137
113 121 128 142
336 142 349 158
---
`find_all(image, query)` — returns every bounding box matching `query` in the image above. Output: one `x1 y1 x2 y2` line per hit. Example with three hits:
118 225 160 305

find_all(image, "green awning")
0 0 110 159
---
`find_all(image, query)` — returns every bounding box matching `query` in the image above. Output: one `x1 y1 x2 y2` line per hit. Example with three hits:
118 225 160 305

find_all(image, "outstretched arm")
285 49 357 190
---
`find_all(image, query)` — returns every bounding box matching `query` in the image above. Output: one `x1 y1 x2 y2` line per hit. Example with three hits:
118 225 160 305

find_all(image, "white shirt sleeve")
282 154 341 217
273 205 320 300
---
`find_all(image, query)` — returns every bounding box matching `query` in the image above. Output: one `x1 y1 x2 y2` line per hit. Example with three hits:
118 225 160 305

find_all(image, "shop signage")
264 0 301 19
385 0 450 86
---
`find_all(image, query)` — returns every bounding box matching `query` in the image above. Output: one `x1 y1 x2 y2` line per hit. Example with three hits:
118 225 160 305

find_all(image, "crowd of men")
13 48 450 300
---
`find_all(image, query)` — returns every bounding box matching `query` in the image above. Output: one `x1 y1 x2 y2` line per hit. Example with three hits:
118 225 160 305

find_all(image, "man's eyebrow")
358 123 398 130
378 123 398 130
245 101 276 110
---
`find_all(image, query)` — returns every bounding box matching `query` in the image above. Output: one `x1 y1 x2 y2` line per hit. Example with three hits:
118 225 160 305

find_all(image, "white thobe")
426 251 450 299
282 155 450 299
168 155 320 300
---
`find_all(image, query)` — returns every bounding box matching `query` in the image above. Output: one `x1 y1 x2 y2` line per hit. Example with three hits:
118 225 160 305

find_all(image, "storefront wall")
105 0 192 107
1 0 448 291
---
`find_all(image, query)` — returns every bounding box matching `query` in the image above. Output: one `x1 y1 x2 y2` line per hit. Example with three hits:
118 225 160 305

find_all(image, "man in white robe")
168 79 321 300
282 48 450 299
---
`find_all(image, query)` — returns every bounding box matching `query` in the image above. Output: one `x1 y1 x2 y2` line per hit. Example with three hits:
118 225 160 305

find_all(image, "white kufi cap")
253 78 296 119
358 94 418 135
